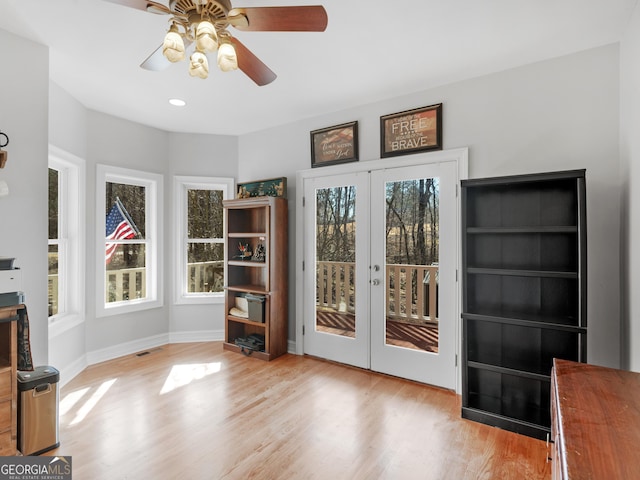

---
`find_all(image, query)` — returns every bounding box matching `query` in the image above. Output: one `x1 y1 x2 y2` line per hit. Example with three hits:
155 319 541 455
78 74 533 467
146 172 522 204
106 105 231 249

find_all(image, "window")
48 146 85 337
96 165 163 316
48 167 61 316
174 176 234 304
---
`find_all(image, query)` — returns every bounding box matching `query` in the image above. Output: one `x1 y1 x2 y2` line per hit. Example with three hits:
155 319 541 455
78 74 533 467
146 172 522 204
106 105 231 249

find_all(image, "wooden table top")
553 358 640 479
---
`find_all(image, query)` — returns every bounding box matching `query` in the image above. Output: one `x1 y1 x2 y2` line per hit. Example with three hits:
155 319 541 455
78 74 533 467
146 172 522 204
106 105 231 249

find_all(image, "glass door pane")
303 171 370 370
384 178 439 352
315 186 357 338
370 161 456 388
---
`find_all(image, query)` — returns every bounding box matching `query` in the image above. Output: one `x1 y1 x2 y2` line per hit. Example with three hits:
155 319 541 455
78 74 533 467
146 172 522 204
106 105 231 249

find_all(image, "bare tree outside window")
48 168 59 316
186 188 224 293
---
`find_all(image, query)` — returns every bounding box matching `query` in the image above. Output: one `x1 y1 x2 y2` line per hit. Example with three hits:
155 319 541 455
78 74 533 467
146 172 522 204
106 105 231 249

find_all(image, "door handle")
372 265 380 272
372 279 380 286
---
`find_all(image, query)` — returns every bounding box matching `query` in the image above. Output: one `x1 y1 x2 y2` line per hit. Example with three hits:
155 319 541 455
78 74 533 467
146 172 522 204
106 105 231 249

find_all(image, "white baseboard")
57 354 88 390
86 333 169 366
169 329 224 343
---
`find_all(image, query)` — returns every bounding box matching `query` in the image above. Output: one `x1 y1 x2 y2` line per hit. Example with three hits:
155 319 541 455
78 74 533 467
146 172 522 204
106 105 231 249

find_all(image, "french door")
302 160 458 389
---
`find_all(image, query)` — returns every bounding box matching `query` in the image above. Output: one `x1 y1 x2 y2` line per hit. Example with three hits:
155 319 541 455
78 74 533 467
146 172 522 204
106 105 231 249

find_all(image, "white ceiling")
0 0 636 135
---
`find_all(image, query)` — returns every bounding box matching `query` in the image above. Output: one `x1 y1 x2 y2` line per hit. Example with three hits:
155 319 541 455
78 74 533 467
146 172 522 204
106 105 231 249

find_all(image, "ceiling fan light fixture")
162 24 185 63
189 50 210 79
195 20 218 53
217 41 238 72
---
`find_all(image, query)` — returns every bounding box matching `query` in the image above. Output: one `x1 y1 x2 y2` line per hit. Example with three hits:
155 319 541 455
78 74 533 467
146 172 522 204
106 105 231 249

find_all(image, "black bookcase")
460 170 587 440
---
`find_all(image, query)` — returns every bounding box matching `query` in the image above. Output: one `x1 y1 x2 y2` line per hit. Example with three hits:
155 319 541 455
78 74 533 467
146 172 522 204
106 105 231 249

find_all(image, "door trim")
295 147 469 393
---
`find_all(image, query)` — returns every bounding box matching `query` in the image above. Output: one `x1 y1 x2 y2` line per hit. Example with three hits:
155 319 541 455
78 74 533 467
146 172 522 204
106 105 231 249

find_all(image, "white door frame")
295 147 469 393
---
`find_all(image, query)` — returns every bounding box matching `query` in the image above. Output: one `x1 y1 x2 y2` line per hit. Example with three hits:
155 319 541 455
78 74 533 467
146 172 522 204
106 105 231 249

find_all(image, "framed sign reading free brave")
380 103 442 158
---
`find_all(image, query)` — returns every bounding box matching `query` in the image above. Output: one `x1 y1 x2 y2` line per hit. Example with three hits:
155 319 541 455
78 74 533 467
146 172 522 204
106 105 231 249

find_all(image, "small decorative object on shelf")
235 242 252 260
251 241 266 262
237 177 287 199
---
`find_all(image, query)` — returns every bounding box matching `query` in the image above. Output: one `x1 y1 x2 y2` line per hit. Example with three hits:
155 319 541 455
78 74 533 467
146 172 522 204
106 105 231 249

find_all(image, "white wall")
620 2 640 372
167 133 237 341
240 44 622 368
47 92 240 380
47 83 88 379
0 29 49 367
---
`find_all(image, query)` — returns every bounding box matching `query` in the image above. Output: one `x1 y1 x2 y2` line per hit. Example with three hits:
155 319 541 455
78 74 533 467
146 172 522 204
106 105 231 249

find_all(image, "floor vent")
135 347 163 357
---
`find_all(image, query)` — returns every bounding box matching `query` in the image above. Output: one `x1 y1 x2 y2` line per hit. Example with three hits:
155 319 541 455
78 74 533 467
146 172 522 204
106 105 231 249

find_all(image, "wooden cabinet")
0 305 19 455
223 197 288 361
460 170 587 440
551 359 640 479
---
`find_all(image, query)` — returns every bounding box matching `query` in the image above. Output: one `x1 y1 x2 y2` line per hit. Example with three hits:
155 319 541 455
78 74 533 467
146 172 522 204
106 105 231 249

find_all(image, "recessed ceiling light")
169 98 186 107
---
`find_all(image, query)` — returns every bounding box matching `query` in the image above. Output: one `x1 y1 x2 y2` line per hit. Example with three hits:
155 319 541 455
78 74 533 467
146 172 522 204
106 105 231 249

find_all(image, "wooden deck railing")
48 261 223 310
106 267 146 303
187 260 224 293
316 261 439 324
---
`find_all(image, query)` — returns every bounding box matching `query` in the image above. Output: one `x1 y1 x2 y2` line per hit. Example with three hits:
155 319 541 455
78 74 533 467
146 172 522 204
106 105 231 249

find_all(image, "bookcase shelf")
0 306 19 455
461 170 587 440
223 197 288 361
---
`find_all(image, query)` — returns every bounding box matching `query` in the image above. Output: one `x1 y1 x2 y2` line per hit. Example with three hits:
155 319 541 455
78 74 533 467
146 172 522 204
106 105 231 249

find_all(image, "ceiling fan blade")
102 0 171 15
231 37 277 86
140 39 195 70
228 6 328 32
140 44 171 71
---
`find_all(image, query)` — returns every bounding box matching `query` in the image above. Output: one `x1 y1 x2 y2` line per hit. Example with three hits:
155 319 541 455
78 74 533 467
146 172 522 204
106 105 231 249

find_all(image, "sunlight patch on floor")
69 379 117 426
160 363 222 395
59 387 90 416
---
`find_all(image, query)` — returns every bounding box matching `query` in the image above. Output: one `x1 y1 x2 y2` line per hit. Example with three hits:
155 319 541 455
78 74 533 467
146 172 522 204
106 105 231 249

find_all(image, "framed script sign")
310 121 359 168
380 103 442 158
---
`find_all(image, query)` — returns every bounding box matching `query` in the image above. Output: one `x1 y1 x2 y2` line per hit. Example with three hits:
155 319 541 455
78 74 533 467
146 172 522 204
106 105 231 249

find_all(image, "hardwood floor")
47 343 551 479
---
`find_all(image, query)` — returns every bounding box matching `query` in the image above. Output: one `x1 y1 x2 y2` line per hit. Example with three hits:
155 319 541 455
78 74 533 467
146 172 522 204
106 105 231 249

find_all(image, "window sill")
174 294 225 306
97 298 163 318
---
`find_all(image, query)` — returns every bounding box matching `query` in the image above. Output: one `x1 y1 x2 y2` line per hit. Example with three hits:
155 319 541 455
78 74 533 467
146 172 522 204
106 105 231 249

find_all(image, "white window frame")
96 164 163 317
174 176 234 304
48 145 86 338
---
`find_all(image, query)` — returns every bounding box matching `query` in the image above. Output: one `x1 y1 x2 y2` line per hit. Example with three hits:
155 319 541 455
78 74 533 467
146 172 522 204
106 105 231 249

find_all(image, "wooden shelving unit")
460 170 587 440
223 196 288 361
0 305 20 455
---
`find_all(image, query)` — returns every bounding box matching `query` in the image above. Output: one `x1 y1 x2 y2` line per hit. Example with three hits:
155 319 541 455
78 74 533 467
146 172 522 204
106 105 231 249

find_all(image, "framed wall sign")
237 177 287 199
310 121 359 168
380 103 442 158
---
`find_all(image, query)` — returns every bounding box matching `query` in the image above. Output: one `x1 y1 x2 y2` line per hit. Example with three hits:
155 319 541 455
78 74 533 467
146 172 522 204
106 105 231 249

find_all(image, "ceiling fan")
104 0 328 86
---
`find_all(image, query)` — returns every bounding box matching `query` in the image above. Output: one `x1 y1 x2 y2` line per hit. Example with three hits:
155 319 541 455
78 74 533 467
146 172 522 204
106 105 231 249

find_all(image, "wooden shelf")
461 170 587 440
222 342 273 361
466 226 577 234
225 284 269 294
223 196 288 361
462 312 586 331
467 267 577 278
227 260 267 268
0 304 19 455
228 232 267 238
227 314 267 327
